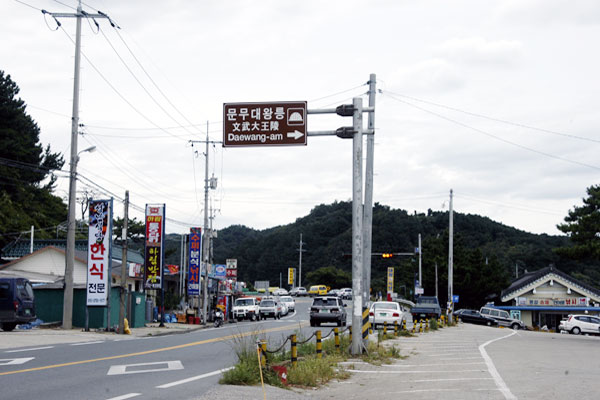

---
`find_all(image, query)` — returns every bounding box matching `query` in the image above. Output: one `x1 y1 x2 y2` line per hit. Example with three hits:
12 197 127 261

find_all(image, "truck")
232 296 260 321
254 280 269 293
411 296 442 321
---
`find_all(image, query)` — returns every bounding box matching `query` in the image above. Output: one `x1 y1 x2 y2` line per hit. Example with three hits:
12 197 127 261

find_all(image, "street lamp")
62 144 96 329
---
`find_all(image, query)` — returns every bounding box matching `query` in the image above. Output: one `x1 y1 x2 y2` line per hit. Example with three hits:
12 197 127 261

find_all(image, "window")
500 311 509 318
490 310 500 317
16 281 33 300
480 308 490 315
0 283 9 300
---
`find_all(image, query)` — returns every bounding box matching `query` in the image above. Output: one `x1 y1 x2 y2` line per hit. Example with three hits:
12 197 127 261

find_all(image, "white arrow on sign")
287 130 304 140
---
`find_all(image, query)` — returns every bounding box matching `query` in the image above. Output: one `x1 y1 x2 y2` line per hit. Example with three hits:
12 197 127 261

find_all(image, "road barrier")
316 330 322 359
362 308 370 339
383 321 388 335
426 319 430 332
334 328 340 350
394 321 398 336
402 319 407 331
291 334 298 368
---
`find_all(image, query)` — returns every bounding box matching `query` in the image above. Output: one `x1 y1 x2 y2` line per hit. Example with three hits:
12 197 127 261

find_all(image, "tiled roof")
1 239 144 264
501 266 600 299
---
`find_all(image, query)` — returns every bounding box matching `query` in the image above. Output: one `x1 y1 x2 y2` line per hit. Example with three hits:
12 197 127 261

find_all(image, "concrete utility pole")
202 127 210 326
435 262 438 299
363 73 376 305
351 97 364 355
418 233 422 290
297 233 306 288
448 189 454 313
53 0 110 330
118 191 129 334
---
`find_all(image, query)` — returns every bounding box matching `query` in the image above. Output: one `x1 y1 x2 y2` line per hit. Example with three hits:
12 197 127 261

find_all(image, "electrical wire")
52 0 77 10
98 26 201 138
13 0 41 11
309 83 368 103
455 193 564 216
58 25 190 143
384 91 600 145
382 91 600 171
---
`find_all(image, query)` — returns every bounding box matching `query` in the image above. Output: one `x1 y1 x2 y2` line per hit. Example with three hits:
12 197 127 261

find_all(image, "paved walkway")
0 322 204 349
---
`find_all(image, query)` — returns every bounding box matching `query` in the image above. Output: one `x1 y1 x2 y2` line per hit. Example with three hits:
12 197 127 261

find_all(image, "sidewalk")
0 322 205 350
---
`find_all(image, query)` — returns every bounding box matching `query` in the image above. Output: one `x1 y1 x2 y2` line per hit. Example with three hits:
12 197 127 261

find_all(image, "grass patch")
429 318 439 331
287 355 350 387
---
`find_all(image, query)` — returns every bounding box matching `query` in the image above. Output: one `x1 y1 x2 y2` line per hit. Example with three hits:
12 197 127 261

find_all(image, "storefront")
497 266 600 331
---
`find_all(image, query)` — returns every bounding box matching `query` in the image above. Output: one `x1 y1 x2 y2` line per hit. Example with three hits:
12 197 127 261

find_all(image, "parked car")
0 277 36 332
290 287 307 297
273 288 289 296
369 301 406 329
560 314 600 335
258 297 282 320
232 297 260 322
280 301 289 316
327 289 341 297
411 296 442 320
309 296 347 327
456 309 498 326
280 296 295 312
308 285 328 296
340 288 353 299
480 306 526 330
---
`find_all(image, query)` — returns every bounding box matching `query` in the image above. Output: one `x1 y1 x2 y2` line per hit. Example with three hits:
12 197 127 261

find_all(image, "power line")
384 90 600 145
13 0 41 11
58 25 190 143
382 91 600 171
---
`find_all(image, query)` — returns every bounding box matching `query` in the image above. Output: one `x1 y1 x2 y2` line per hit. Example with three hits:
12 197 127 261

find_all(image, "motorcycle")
213 310 224 328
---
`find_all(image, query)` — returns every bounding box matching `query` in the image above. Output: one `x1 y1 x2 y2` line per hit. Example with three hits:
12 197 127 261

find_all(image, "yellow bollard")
291 334 298 368
316 330 322 359
403 319 407 331
334 328 340 350
411 320 416 333
419 319 423 333
260 340 267 367
426 319 429 332
394 321 398 337
383 321 387 335
123 318 131 335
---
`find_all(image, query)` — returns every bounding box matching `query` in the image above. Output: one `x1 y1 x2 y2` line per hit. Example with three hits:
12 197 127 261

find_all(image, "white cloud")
435 37 524 66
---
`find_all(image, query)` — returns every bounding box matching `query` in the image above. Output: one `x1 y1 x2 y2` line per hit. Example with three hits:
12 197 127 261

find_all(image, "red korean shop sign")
86 199 113 306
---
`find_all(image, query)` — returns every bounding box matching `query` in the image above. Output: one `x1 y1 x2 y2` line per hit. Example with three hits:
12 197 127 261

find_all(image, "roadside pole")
448 189 454 315
363 74 376 307
351 97 364 355
118 191 129 334
418 233 422 291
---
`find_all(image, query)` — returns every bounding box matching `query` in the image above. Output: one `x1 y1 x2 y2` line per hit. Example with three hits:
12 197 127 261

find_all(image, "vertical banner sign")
86 199 112 306
387 267 394 294
144 204 165 290
288 268 295 286
226 258 237 282
188 228 202 296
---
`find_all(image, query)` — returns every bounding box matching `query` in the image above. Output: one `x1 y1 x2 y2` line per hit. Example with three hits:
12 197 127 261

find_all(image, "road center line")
156 367 234 388
479 330 517 400
0 322 306 376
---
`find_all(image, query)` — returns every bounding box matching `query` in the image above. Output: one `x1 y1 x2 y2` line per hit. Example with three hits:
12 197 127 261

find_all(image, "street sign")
452 294 459 303
387 267 394 293
288 268 295 285
223 101 307 147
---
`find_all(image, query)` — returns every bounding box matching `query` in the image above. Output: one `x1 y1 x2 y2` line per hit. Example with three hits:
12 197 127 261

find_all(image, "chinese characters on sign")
188 228 201 296
519 297 590 306
226 258 237 282
223 102 307 147
387 267 394 294
86 199 112 306
144 204 165 290
288 268 295 286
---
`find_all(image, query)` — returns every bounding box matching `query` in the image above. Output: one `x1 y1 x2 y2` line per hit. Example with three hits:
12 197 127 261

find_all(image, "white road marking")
106 393 142 400
156 367 234 388
439 356 483 361
479 330 518 400
0 357 34 366
348 369 486 374
107 360 184 375
392 388 500 394
70 341 104 346
5 346 53 353
383 362 486 367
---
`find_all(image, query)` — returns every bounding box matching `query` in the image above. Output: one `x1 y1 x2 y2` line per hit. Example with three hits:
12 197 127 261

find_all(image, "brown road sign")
223 101 307 147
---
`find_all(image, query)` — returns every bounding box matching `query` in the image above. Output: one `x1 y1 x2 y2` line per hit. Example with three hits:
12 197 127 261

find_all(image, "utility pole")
118 191 129 334
418 233 422 290
49 0 110 330
435 262 438 299
202 125 210 326
363 73 376 305
448 189 454 314
297 234 306 287
351 97 364 355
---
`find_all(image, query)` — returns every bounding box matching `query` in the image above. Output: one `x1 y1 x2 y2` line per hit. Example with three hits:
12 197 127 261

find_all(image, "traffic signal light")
382 253 393 258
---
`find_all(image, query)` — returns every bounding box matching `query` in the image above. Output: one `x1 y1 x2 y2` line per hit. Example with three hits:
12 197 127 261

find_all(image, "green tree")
556 185 600 261
0 71 67 250
305 266 351 288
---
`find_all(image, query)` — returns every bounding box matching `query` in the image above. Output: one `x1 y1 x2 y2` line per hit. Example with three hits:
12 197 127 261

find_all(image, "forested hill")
212 201 595 308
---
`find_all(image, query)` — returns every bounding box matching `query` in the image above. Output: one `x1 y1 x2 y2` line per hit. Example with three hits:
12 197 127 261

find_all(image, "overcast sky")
3 0 600 236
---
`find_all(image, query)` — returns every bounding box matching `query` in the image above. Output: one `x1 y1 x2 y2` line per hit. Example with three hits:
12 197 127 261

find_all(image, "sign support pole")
363 73 376 307
351 97 364 355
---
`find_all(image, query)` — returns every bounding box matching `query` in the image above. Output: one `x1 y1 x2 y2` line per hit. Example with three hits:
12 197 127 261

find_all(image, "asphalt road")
0 297 331 400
